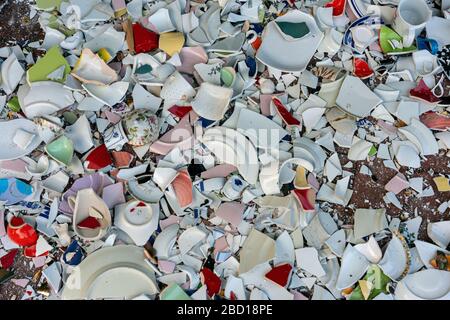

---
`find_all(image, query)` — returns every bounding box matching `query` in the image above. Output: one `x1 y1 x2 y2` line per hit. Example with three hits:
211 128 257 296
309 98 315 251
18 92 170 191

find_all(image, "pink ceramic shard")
385 173 409 194
214 236 230 256
171 170 193 207
420 111 450 131
177 47 208 74
0 210 5 237
158 260 176 273
200 164 237 179
149 112 195 155
160 215 182 230
215 202 245 227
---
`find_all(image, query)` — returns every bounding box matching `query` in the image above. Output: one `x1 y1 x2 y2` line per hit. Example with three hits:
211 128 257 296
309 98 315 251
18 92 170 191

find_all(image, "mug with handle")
391 0 431 48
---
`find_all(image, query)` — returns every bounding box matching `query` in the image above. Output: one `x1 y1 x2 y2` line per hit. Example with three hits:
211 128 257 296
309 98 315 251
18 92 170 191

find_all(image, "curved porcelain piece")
128 176 164 203
71 48 119 85
414 240 450 269
354 236 382 263
114 201 159 246
82 81 129 107
153 224 179 259
62 245 158 300
72 188 111 241
398 118 439 156
336 244 370 290
378 235 409 280
65 114 94 154
177 226 207 255
26 155 50 177
18 81 75 119
427 221 450 249
294 138 327 173
395 269 450 300
0 119 43 161
256 10 323 72
202 127 259 184
178 265 200 290
60 31 84 50
191 82 233 120
325 229 346 257
1 54 24 94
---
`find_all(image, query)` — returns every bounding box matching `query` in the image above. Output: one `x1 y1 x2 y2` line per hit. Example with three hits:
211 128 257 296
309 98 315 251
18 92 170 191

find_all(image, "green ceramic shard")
220 68 235 87
160 283 191 300
275 21 310 39
7 97 21 112
36 0 62 10
63 111 78 125
45 135 74 166
379 26 416 55
368 145 377 157
27 46 71 83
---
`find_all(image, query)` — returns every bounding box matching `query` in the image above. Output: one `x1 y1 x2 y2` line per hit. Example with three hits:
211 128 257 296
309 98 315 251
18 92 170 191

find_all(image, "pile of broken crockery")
0 0 449 300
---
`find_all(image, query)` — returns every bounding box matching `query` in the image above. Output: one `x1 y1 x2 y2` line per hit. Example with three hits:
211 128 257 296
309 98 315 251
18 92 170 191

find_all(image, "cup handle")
402 30 415 48
68 196 76 211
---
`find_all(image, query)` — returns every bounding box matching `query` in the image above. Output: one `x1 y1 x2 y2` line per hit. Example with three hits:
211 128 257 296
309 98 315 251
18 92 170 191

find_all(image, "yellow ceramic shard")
159 32 185 56
97 48 113 63
294 166 309 189
358 280 373 300
433 176 450 192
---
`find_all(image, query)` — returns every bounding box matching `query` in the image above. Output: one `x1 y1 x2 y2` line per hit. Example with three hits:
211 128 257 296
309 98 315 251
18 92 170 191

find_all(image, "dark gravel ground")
0 0 43 47
0 0 449 301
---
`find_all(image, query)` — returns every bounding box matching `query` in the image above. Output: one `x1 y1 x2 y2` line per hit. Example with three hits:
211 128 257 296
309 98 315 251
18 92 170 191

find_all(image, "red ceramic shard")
292 188 316 211
85 144 113 170
77 216 101 229
7 217 39 247
0 249 18 269
409 79 441 103
132 23 159 54
171 170 193 207
23 244 48 258
168 105 192 118
325 0 346 16
200 268 221 297
265 263 293 287
251 37 262 51
353 58 374 79
272 97 301 127
420 111 450 131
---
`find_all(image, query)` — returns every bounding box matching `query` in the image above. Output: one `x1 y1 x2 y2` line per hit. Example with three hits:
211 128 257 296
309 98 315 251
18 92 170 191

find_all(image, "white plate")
0 119 43 160
62 245 158 300
87 267 157 300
